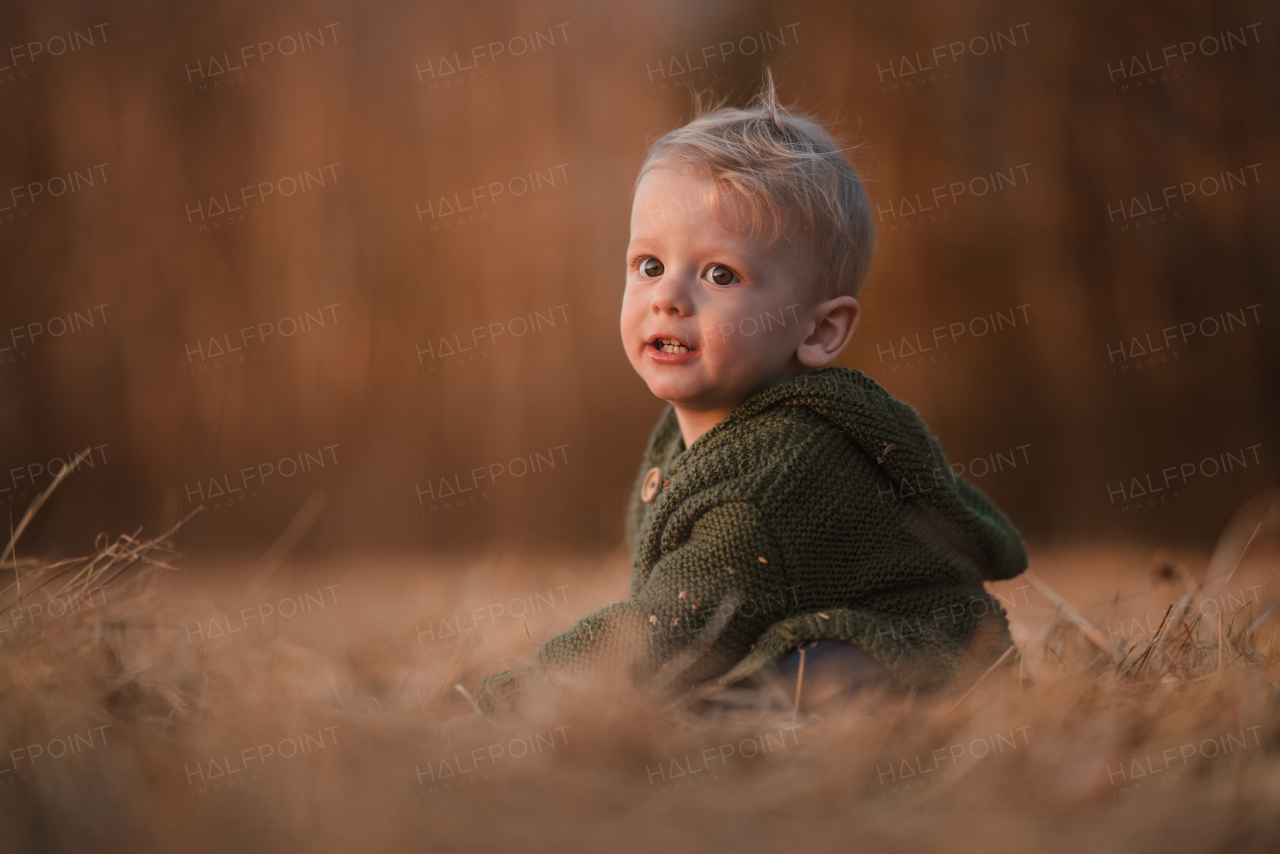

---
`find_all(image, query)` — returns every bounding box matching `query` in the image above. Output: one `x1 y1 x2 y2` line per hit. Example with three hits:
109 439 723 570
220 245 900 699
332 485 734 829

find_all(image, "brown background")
1 0 1276 559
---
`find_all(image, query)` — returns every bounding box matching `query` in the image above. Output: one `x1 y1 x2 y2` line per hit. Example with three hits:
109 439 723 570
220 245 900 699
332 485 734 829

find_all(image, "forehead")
630 165 758 242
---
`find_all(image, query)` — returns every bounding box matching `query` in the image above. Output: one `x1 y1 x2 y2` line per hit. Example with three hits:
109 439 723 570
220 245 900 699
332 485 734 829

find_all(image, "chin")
643 375 703 404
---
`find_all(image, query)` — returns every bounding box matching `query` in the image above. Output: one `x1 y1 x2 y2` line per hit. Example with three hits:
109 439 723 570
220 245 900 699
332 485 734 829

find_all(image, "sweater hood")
719 366 1027 582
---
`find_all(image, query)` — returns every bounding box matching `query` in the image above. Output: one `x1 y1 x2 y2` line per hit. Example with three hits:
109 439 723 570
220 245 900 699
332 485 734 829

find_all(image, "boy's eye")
640 257 664 278
707 264 738 286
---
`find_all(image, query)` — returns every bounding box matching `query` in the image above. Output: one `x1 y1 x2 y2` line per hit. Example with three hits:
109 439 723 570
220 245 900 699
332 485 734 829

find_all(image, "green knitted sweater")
474 366 1027 715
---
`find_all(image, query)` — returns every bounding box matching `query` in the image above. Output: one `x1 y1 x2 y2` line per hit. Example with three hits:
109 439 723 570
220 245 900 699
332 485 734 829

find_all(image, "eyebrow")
627 232 751 259
625 237 658 254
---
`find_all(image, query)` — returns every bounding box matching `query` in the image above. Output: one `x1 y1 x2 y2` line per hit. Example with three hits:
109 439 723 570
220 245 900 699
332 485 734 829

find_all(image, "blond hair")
635 69 874 300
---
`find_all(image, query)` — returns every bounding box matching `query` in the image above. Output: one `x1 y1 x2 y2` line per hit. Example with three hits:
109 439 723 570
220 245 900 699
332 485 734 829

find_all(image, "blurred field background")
2 0 1279 849
1 0 1276 557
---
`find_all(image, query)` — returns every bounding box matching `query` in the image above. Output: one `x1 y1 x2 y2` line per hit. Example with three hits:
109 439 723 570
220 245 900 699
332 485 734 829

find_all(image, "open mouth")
649 336 697 354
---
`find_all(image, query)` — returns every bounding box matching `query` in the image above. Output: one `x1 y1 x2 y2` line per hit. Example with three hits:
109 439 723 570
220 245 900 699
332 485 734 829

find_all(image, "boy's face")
622 166 819 419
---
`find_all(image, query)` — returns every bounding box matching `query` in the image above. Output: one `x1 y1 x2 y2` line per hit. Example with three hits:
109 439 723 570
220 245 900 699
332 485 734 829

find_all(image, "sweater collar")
663 366 946 493
673 366 869 452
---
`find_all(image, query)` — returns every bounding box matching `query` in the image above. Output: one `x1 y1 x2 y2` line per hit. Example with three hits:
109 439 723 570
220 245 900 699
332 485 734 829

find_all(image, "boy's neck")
670 368 808 448
670 365 814 448
672 405 733 450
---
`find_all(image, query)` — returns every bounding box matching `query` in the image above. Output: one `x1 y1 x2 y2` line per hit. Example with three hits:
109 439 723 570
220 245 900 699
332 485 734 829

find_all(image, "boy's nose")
650 271 694 315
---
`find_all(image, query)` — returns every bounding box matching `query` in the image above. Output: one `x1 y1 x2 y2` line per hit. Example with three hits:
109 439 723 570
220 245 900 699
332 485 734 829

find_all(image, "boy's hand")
474 663 534 718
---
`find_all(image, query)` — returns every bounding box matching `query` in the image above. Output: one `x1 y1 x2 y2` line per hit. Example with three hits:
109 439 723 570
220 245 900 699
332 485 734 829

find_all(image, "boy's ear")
796 297 860 368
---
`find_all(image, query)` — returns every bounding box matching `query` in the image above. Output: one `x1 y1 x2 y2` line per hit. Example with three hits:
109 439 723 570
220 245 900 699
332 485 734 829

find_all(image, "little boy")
474 75 1027 716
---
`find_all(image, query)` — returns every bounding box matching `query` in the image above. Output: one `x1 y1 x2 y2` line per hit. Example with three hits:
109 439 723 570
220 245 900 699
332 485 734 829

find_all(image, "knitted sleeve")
473 501 792 716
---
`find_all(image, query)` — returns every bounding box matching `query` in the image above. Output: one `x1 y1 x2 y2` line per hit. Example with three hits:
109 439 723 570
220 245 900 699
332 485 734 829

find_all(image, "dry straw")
1 476 1277 852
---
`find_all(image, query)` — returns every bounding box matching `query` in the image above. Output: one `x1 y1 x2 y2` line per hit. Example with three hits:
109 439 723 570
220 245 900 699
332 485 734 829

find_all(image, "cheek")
620 293 646 346
712 332 756 365
700 311 749 352
704 315 786 365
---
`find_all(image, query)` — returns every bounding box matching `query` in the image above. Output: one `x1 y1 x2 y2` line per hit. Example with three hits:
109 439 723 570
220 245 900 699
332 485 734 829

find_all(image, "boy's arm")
474 501 792 715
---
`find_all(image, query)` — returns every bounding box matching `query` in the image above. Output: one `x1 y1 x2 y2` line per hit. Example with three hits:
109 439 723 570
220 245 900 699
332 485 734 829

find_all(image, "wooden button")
641 466 662 503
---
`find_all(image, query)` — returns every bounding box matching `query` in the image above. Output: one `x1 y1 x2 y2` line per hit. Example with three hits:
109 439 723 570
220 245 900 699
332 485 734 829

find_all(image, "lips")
646 333 698 354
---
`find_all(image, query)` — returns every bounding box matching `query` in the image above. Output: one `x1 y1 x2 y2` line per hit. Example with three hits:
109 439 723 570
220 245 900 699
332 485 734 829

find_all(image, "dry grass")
2 495 1279 853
